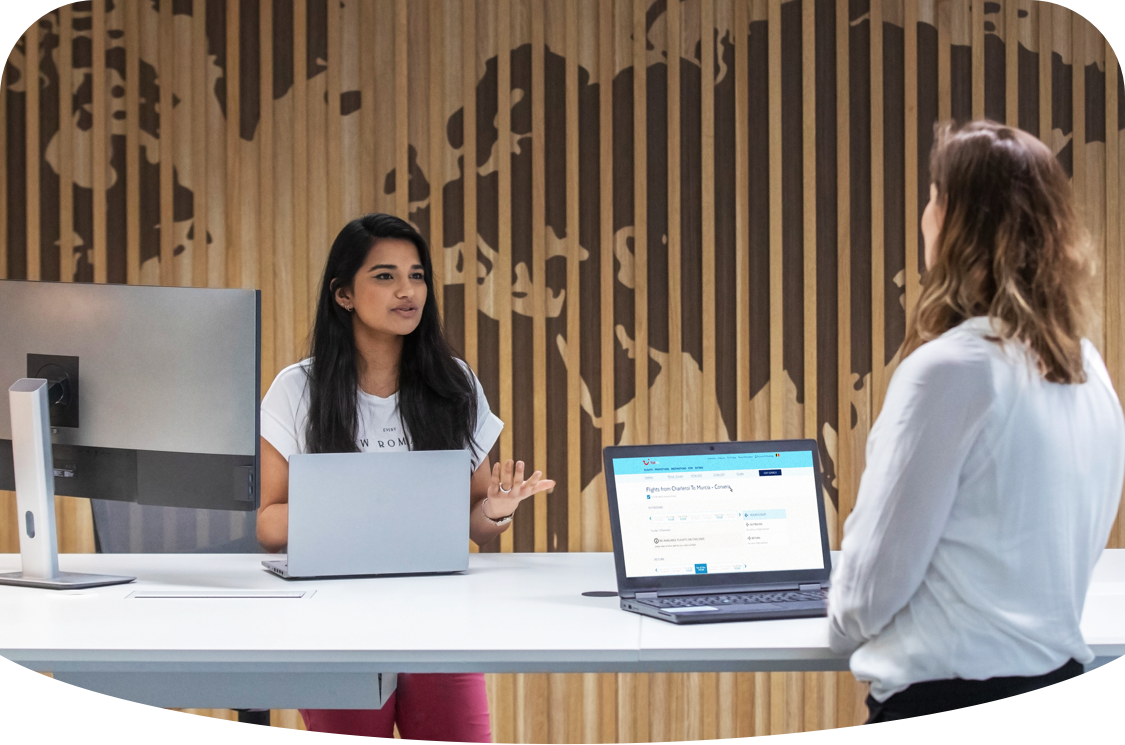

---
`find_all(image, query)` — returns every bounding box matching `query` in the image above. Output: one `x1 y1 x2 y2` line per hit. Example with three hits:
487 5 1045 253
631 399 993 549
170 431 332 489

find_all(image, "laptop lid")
603 439 832 598
286 450 471 577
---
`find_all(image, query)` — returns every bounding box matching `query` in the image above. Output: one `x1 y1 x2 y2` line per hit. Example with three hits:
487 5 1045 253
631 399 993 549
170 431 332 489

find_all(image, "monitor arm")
0 379 134 590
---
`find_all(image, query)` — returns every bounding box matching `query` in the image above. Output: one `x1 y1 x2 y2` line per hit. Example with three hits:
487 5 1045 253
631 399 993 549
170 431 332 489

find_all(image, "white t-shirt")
260 358 503 469
828 317 1125 701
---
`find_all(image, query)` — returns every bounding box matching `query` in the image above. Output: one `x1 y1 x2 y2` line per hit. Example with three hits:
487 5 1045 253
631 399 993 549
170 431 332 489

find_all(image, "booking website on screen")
612 452 825 579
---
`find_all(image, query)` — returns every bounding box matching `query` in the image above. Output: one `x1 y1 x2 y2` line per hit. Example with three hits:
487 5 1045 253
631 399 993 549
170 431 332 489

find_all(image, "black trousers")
865 659 1084 723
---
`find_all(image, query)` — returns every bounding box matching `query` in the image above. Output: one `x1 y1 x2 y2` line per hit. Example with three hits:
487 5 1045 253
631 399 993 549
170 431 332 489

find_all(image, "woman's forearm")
256 502 289 553
469 499 509 547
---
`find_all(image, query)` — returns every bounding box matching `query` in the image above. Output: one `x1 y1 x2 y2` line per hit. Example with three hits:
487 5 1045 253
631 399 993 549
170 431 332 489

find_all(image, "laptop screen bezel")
603 439 833 596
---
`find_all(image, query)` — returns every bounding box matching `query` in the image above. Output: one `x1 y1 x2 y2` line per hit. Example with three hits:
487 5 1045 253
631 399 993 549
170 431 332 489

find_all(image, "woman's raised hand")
483 459 556 520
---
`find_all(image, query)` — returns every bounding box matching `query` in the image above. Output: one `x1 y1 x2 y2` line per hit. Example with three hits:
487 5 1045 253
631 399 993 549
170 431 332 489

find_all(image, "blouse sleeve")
827 337 994 654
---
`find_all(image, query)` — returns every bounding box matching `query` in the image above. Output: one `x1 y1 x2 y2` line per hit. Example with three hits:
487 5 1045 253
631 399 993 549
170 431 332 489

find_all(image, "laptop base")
622 597 827 624
262 560 464 581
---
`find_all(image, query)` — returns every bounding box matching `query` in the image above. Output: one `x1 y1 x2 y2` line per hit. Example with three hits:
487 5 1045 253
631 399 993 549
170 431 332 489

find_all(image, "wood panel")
92 2 106 283
463 0 479 368
326 0 342 236
0 9 9 579
170 0 189 287
124 0 138 284
904 0 919 320
26 19 38 281
395 0 409 220
633 0 648 447
1107 33 1125 552
158 0 173 287
293 0 309 347
59 6 73 284
260 0 276 383
498 0 514 555
735 0 750 444
3 1 1123 740
225 0 240 289
598 0 614 556
531 0 548 554
971 0 984 118
768 0 782 442
870 0 884 417
191 0 207 288
430 0 446 316
565 0 581 555
0 23 6 284
801 0 816 447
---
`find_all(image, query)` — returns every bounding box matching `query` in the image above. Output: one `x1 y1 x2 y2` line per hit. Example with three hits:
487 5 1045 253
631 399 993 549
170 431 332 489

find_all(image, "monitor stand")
0 379 134 590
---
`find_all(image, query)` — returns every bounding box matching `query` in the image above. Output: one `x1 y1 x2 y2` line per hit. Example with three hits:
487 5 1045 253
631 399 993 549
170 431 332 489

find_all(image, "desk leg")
236 709 272 726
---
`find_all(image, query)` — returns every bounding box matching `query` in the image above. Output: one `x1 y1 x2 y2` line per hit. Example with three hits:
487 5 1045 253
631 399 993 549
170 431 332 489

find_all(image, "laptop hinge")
636 592 659 599
799 583 822 592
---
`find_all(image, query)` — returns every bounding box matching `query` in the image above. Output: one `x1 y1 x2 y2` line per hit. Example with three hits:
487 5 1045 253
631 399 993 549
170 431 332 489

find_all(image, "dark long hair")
305 213 478 455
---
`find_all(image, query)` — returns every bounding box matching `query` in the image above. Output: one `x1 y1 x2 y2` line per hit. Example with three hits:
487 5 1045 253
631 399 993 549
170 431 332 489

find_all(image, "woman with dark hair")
828 121 1124 722
257 213 553 740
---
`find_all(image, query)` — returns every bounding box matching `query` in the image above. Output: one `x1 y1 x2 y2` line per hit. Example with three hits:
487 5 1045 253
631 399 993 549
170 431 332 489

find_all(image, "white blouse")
828 317 1125 702
260 358 503 470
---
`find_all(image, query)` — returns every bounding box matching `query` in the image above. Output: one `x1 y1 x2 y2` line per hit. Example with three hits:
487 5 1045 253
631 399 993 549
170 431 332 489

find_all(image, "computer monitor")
0 279 261 510
0 280 260 587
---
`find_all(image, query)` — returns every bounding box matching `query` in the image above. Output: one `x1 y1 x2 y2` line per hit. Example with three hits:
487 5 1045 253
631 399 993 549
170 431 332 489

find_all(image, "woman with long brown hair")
828 120 1125 722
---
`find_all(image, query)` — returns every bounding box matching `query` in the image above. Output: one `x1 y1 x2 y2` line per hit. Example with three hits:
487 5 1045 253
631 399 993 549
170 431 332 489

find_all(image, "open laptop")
603 439 832 624
263 450 471 579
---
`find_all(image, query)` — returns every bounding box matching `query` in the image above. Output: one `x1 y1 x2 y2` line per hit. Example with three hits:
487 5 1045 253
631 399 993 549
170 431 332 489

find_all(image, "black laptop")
603 439 832 624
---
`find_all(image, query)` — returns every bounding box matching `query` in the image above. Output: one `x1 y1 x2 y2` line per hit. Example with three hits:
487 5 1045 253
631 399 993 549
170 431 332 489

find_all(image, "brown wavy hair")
902 120 1093 384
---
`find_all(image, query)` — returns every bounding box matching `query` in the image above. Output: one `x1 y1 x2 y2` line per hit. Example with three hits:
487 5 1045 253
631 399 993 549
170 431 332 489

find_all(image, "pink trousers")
300 673 492 741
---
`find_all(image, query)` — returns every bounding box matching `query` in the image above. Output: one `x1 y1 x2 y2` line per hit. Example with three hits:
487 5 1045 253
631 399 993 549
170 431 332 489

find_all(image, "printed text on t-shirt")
358 436 409 449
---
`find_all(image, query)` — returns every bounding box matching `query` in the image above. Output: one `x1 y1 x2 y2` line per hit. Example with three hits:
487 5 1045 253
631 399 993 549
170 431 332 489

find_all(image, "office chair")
90 500 270 726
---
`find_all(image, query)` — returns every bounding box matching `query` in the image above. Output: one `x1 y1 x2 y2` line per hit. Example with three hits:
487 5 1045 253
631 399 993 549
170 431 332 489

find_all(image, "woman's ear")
334 284 354 313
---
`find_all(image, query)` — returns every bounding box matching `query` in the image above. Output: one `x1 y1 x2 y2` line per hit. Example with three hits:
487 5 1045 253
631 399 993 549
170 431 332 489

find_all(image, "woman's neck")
353 323 404 398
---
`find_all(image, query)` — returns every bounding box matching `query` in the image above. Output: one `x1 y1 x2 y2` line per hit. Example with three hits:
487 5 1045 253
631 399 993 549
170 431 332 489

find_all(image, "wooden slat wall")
2 1 1123 740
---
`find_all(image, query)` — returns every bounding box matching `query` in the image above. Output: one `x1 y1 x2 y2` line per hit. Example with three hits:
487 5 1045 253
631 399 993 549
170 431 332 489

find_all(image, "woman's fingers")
521 470 541 496
491 457 557 505
488 461 502 497
515 472 556 500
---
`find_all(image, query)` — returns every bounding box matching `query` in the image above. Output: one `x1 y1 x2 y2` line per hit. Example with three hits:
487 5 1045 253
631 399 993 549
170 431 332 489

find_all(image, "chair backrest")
90 500 261 553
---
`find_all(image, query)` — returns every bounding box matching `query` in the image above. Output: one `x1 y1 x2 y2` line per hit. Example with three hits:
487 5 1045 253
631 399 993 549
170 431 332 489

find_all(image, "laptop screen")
610 450 825 579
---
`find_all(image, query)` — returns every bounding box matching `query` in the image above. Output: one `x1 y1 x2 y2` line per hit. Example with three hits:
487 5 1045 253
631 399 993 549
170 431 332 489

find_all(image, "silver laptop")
603 439 832 623
263 450 471 579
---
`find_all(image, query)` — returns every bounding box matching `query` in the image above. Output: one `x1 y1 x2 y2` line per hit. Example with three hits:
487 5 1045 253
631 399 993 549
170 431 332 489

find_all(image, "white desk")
1 551 1123 709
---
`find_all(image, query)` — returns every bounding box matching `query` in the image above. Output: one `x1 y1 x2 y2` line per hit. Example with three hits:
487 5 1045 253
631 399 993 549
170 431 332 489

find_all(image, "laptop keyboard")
639 589 827 608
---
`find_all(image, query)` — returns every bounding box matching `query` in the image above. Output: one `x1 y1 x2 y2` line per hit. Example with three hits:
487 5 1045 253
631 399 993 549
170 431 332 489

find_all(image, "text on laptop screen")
612 451 825 578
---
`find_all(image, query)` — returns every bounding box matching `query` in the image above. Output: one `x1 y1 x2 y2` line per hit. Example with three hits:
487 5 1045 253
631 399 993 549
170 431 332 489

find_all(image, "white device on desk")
264 449 471 579
603 439 833 624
